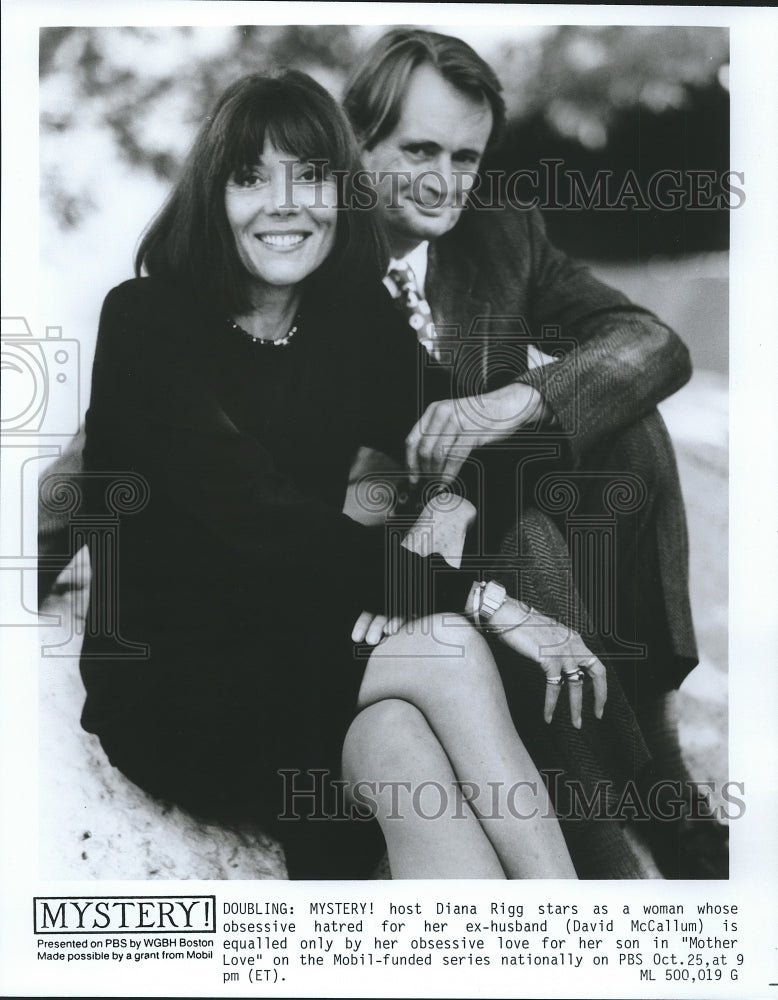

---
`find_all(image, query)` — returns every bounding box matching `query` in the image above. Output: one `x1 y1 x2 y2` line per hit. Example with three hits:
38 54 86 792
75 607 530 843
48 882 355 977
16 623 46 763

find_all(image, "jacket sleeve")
85 281 473 621
516 208 693 462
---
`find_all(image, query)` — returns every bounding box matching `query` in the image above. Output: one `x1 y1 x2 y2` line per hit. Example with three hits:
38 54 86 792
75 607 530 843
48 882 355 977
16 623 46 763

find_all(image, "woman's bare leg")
343 699 506 879
357 615 576 879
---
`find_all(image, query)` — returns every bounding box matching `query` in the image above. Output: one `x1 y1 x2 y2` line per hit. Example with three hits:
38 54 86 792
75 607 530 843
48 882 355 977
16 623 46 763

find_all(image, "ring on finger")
545 675 564 686
563 668 585 684
579 656 598 671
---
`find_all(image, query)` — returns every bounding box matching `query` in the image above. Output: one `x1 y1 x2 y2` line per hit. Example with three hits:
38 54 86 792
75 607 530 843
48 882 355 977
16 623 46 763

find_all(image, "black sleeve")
350 285 453 464
85 280 474 621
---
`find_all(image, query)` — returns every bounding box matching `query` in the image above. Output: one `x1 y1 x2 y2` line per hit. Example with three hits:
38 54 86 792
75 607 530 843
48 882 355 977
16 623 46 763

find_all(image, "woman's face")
224 141 338 294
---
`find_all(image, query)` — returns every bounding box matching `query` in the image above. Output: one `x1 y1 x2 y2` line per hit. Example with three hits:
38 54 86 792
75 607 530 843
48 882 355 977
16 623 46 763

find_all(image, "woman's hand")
489 596 607 728
351 612 405 645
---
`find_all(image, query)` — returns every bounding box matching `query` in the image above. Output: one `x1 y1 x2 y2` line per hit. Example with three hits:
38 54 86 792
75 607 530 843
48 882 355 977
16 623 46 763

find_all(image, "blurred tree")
492 25 728 150
40 23 729 257
468 25 730 258
40 25 359 229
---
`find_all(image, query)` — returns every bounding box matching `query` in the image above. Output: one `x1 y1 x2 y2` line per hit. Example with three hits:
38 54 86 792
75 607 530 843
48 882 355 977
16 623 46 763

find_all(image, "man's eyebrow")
401 140 483 159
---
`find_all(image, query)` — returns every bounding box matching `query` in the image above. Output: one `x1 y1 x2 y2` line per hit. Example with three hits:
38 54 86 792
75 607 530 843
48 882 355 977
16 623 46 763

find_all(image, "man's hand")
405 382 545 484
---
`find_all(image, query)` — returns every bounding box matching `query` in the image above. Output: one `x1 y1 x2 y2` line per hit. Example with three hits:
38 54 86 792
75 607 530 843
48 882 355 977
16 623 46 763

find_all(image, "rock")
39 551 287 880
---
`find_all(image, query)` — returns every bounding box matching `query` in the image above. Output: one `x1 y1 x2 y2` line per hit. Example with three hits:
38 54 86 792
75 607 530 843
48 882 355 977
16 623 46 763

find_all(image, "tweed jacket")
425 203 693 463
414 202 698 678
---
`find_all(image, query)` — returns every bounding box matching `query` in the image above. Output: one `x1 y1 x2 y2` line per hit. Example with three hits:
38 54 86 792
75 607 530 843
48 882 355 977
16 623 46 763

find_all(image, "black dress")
79 277 472 878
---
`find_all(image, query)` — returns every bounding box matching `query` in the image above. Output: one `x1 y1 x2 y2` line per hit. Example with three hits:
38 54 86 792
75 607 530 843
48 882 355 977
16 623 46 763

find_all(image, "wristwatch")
473 579 507 626
480 580 507 620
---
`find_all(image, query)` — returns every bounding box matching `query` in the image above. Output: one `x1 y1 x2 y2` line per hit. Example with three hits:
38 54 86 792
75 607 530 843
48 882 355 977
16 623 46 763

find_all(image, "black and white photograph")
1 3 776 997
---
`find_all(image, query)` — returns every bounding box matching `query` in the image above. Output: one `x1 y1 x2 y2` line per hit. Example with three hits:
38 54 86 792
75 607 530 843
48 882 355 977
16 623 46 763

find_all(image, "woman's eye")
233 169 265 187
295 162 327 183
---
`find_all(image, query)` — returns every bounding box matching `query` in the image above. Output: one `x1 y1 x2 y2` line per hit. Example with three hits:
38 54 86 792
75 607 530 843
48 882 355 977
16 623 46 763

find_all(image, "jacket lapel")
426 230 530 389
426 237 494 388
426 239 492 340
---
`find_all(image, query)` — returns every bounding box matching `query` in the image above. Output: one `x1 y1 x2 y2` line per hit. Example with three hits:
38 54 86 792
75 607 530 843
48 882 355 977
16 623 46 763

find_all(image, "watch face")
482 581 507 618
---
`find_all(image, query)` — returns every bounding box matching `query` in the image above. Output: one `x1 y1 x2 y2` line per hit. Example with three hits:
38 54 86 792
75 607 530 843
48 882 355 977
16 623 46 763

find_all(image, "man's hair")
343 27 506 151
136 70 387 315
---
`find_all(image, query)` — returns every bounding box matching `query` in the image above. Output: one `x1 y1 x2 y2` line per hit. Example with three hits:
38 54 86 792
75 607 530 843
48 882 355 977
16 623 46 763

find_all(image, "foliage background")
40 24 729 248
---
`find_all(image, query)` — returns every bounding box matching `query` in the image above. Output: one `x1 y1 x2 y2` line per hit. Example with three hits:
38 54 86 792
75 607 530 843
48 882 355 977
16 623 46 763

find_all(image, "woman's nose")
266 166 299 215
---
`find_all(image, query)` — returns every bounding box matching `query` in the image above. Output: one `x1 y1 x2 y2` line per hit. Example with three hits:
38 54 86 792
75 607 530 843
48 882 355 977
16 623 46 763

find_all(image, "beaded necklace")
227 316 299 346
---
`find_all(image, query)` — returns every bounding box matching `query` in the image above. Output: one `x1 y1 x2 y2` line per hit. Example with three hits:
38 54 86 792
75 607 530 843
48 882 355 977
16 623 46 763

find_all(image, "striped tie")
387 263 439 358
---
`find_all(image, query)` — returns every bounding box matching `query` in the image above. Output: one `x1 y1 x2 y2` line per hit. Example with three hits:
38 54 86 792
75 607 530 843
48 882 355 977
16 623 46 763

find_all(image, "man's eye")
404 146 434 161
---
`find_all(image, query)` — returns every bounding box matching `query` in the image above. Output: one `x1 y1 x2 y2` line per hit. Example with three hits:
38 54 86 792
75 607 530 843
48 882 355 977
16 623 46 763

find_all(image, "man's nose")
417 153 453 203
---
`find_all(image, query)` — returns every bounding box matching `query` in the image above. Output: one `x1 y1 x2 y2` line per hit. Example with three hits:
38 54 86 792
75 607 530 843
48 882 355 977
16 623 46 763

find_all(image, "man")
341 28 725 878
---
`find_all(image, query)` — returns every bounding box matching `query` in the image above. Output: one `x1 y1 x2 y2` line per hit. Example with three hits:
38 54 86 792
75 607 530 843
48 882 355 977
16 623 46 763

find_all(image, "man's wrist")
490 383 554 432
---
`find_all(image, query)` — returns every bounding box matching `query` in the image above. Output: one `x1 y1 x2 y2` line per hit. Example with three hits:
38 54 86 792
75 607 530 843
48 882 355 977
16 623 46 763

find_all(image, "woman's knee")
342 699 437 783
375 613 490 665
358 615 502 712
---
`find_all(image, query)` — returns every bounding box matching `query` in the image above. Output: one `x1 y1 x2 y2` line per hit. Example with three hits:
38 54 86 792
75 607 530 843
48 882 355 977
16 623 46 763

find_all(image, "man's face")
361 63 493 257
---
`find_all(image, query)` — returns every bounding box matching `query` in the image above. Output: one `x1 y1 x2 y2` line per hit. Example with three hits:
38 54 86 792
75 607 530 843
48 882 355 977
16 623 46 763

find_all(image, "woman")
80 70 605 879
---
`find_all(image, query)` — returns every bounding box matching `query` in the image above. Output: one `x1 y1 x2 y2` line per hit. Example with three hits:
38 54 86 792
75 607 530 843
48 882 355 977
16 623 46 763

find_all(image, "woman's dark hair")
343 28 506 152
136 70 387 314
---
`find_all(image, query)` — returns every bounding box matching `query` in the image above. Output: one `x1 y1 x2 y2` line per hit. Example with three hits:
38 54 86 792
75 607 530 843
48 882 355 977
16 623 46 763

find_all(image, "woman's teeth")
258 234 306 247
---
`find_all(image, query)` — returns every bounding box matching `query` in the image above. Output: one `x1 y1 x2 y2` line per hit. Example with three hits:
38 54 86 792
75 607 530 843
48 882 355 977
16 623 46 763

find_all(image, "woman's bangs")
225 112 269 178
265 107 347 177
219 78 354 186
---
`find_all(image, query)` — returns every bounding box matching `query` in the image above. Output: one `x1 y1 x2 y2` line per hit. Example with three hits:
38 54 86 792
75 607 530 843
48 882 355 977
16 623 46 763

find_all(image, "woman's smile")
255 230 310 249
